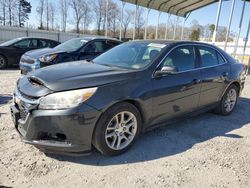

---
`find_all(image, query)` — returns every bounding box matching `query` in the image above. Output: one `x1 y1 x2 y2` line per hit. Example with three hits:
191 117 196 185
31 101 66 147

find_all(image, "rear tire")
0 55 7 69
215 84 239 115
93 102 142 156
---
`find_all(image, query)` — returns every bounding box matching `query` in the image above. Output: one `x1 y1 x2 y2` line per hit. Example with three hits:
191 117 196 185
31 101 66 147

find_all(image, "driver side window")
14 39 31 48
84 41 104 53
162 45 196 72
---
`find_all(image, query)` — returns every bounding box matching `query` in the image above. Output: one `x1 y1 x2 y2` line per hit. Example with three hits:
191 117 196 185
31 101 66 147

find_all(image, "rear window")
198 46 225 67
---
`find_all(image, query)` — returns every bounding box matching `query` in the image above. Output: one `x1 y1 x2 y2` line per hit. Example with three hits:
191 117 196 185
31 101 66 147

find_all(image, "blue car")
19 37 122 75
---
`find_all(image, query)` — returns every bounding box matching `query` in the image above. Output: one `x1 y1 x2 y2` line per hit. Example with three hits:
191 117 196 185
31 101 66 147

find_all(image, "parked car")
19 37 122 75
0 37 60 69
10 40 246 156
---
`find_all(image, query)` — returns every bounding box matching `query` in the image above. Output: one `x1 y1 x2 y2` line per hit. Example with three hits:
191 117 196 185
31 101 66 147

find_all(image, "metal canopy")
121 0 219 17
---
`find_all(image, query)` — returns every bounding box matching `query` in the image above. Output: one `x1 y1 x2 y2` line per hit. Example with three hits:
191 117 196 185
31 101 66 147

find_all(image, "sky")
27 0 250 37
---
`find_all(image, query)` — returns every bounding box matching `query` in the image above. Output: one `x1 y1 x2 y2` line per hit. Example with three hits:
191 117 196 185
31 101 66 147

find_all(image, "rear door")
151 45 202 124
196 45 230 108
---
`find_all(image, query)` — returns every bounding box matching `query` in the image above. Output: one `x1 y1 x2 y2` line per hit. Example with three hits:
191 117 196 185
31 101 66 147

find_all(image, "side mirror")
154 66 178 77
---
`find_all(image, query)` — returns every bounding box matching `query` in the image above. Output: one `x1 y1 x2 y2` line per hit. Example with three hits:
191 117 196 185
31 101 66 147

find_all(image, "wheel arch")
221 81 241 99
91 99 146 142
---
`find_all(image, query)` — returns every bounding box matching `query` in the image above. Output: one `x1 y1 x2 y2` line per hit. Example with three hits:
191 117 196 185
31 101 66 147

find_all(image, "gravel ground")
0 69 250 188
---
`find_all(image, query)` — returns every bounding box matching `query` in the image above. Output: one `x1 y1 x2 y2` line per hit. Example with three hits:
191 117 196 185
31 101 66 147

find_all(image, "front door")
12 39 38 64
151 45 202 124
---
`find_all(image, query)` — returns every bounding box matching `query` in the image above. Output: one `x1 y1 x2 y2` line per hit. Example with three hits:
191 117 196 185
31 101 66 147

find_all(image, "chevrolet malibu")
10 41 246 156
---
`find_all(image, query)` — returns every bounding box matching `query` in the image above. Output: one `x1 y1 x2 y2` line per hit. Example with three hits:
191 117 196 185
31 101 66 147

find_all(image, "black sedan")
0 37 60 69
19 37 122 75
10 40 246 156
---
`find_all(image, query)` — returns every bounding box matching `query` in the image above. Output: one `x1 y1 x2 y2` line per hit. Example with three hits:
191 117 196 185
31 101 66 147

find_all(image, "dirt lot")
0 69 250 188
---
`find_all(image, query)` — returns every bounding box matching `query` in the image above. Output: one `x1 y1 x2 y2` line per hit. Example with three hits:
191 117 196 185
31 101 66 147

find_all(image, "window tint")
15 39 31 48
103 41 119 51
85 41 105 53
102 41 113 51
142 47 161 61
162 45 195 72
29 39 38 48
198 46 220 67
217 52 225 64
38 40 57 48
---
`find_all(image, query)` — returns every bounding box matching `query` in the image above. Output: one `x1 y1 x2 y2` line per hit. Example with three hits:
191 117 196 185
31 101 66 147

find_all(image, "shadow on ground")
0 94 12 106
47 97 250 166
0 67 19 71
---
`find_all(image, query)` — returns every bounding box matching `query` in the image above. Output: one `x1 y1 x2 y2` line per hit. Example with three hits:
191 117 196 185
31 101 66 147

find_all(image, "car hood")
18 61 137 97
25 48 66 58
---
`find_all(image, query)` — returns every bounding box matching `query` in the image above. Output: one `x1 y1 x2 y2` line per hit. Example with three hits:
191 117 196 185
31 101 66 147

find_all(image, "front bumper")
10 102 101 155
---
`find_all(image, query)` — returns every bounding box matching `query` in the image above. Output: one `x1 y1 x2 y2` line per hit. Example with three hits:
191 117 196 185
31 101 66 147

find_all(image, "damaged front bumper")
10 90 101 156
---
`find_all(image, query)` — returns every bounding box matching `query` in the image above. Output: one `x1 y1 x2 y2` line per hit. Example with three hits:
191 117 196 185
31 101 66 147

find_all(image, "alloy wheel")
105 111 137 150
224 88 237 112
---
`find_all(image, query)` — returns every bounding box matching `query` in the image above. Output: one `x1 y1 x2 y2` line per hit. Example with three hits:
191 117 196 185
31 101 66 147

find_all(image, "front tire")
215 84 239 115
93 102 142 156
0 55 7 69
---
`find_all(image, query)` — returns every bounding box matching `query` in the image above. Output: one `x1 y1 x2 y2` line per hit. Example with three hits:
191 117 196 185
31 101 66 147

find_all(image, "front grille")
14 88 39 122
20 56 35 64
19 106 28 121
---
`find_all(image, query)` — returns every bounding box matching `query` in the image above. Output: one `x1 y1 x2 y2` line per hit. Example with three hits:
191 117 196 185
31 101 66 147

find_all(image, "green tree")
189 28 200 41
18 0 32 27
209 24 215 38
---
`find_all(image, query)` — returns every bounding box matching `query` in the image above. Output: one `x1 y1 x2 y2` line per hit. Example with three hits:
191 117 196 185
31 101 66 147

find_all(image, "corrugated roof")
121 0 219 17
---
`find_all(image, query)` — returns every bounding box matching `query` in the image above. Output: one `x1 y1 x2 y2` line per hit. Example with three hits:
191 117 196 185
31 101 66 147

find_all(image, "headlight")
39 54 57 63
39 87 97 110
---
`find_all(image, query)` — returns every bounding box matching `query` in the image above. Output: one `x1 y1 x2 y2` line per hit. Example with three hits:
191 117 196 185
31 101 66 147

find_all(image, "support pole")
224 0 235 51
233 0 246 57
155 11 161 39
119 1 125 41
165 14 171 40
133 5 138 40
144 8 150 40
173 16 178 40
212 0 223 44
181 18 185 40
181 12 191 40
242 18 250 64
105 0 109 38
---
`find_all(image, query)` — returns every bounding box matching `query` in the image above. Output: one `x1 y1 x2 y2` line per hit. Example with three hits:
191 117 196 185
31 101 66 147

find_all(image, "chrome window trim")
152 43 228 78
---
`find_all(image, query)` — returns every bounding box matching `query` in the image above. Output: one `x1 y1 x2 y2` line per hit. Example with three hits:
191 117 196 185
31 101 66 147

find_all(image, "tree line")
0 0 31 27
0 0 234 42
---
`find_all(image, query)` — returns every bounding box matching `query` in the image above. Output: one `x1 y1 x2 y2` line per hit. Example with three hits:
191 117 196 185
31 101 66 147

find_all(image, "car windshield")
0 38 23 46
93 42 166 69
54 38 88 52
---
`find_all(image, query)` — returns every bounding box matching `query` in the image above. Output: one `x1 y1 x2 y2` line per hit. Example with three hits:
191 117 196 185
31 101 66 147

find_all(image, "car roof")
131 39 217 48
77 36 121 42
17 37 59 42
